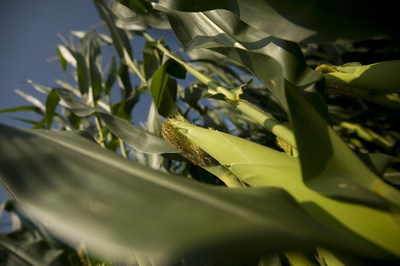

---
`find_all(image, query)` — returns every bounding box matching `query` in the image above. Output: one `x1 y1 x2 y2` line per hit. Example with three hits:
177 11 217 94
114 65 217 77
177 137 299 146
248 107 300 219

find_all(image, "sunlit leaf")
56 45 77 68
56 46 68 73
14 89 45 112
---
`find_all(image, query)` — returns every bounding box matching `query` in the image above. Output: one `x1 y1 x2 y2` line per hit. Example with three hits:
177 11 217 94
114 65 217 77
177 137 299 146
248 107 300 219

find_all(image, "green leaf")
117 0 152 14
145 102 165 168
32 117 46 129
110 94 140 120
161 9 324 113
98 112 178 154
75 51 89 96
157 0 398 43
358 153 392 177
149 63 177 117
117 61 133 99
162 6 400 208
0 124 368 263
56 46 68 73
45 89 61 130
105 56 118 96
2 116 41 126
0 106 41 114
14 89 45 112
54 80 81 97
0 201 64 265
56 90 99 117
85 32 104 101
165 57 186 79
110 0 169 30
26 79 52 94
143 41 162 81
56 45 77 68
94 0 133 59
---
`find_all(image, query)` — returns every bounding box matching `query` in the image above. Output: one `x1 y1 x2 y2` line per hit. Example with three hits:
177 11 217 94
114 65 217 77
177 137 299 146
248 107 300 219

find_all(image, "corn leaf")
56 90 99 117
94 0 133 59
157 0 397 43
0 123 371 263
149 62 177 117
98 112 178 154
160 8 324 114
44 89 60 130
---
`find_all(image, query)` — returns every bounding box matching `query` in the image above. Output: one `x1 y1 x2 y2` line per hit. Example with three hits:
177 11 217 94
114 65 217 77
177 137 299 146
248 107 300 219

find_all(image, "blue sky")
0 1 179 211
0 0 105 213
0 0 103 127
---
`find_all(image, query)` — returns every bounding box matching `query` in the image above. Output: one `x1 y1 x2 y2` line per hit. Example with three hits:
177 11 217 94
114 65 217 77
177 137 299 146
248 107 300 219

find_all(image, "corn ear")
168 119 400 256
161 116 243 187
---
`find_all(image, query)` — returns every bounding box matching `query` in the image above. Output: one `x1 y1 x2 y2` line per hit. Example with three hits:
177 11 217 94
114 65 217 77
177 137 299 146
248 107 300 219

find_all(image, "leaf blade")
0 124 358 262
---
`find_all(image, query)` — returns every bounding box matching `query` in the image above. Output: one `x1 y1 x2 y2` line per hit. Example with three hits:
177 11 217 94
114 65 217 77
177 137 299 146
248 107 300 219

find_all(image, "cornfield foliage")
1 0 400 265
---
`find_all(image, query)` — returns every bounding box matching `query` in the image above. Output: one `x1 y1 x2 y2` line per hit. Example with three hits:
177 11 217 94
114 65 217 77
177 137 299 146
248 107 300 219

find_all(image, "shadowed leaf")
0 124 362 263
98 112 178 154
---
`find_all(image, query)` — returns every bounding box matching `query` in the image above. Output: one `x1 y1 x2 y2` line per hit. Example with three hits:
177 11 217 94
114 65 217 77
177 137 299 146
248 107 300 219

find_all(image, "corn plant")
1 0 400 265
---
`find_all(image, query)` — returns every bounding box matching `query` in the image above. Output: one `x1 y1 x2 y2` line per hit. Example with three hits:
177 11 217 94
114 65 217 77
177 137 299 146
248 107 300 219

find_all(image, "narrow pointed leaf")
56 46 68 73
56 45 77 68
26 80 52 94
117 61 133 99
98 112 178 154
0 106 40 114
75 52 89 95
45 90 60 130
14 90 45 112
56 90 99 117
105 56 118 95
